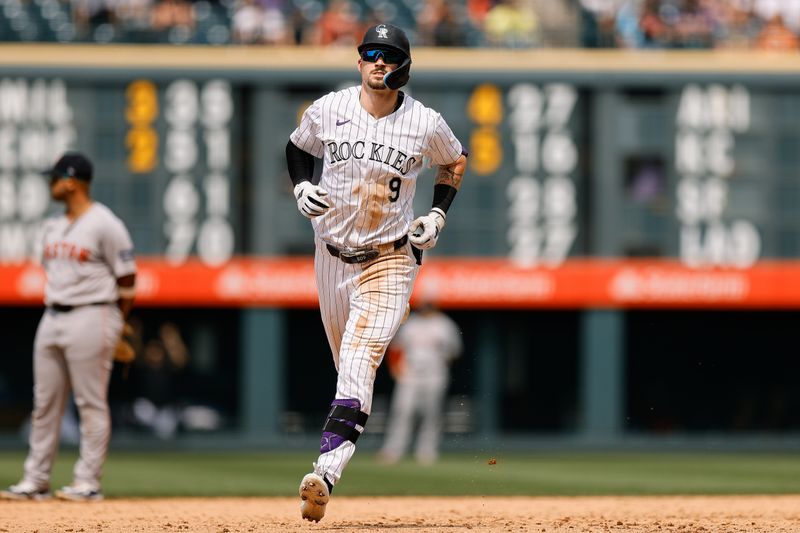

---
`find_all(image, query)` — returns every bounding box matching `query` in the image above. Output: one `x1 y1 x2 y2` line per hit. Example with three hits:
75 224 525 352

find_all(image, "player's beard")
367 69 388 90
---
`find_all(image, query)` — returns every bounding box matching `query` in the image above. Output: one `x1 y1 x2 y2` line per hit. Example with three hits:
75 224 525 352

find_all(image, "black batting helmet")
358 23 412 90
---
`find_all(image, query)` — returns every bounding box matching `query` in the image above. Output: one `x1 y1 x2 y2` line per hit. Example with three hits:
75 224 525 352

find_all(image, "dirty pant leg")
315 247 418 485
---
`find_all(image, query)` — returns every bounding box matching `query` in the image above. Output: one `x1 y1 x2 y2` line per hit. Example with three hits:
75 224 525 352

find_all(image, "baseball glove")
113 323 136 364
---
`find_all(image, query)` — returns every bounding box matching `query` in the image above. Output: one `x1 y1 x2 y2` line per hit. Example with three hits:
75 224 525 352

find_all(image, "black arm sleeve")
286 140 315 186
432 184 458 214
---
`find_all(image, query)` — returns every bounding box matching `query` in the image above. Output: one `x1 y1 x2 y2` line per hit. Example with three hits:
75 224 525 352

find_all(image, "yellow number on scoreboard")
125 80 158 125
470 127 502 176
125 80 159 173
467 84 503 126
125 127 159 174
467 84 503 176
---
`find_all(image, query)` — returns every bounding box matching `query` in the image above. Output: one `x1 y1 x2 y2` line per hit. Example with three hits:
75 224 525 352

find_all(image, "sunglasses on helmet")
360 48 405 64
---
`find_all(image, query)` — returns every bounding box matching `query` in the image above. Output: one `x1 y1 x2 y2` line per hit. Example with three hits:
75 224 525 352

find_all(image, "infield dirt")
3 495 799 532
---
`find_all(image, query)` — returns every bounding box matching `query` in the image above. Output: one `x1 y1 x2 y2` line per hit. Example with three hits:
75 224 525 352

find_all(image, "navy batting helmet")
42 151 93 182
358 23 412 90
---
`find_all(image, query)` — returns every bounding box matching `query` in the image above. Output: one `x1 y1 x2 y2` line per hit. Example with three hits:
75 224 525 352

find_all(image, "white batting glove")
409 208 446 250
294 181 331 218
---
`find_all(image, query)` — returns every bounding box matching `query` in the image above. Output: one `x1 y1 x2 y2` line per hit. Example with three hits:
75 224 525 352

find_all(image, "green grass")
2 451 800 497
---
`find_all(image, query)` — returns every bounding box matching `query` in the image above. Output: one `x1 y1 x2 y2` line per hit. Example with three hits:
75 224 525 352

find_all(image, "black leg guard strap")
322 404 370 444
328 404 369 427
323 419 363 444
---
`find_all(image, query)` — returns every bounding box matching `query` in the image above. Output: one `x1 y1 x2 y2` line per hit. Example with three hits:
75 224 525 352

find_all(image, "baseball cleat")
299 472 330 522
0 480 52 501
55 482 104 502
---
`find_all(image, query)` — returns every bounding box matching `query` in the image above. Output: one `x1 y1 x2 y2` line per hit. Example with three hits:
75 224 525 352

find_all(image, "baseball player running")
1 152 137 502
286 23 467 522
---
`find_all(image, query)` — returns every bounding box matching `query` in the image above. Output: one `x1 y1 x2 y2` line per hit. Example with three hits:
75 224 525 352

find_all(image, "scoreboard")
123 78 240 266
0 55 588 265
1 47 800 308
468 81 583 266
0 75 242 266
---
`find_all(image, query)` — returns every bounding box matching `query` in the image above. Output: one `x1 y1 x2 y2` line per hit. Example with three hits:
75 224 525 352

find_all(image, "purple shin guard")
320 399 362 453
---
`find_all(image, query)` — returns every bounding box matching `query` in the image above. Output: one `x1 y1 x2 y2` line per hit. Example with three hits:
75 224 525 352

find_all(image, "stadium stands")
0 1 798 49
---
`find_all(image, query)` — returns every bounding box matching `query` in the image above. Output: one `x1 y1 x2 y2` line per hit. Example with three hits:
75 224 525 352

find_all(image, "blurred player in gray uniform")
1 152 137 502
378 301 462 465
286 23 467 522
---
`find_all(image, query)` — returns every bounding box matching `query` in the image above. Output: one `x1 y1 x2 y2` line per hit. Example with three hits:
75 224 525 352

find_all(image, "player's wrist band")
430 207 446 221
432 184 457 214
118 285 136 298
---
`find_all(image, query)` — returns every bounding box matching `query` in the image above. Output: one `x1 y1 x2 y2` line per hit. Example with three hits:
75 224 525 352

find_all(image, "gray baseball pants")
22 304 122 490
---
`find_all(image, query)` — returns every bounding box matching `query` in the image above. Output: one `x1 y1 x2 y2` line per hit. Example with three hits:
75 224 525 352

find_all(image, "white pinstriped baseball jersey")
290 86 462 250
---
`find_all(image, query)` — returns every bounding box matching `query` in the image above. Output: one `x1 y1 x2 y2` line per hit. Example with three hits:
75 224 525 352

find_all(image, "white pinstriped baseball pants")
312 237 419 485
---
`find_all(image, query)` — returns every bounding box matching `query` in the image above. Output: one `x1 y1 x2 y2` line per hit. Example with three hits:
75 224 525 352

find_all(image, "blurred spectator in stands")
151 0 195 33
614 0 644 47
285 4 313 45
530 0 581 47
467 0 493 29
310 0 363 46
579 0 622 47
755 13 800 50
416 0 466 47
783 3 800 35
673 0 716 48
260 1 290 45
232 0 289 44
232 0 263 43
639 0 670 47
715 0 760 49
484 0 540 48
361 4 405 41
754 0 800 35
115 0 155 39
72 0 116 40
